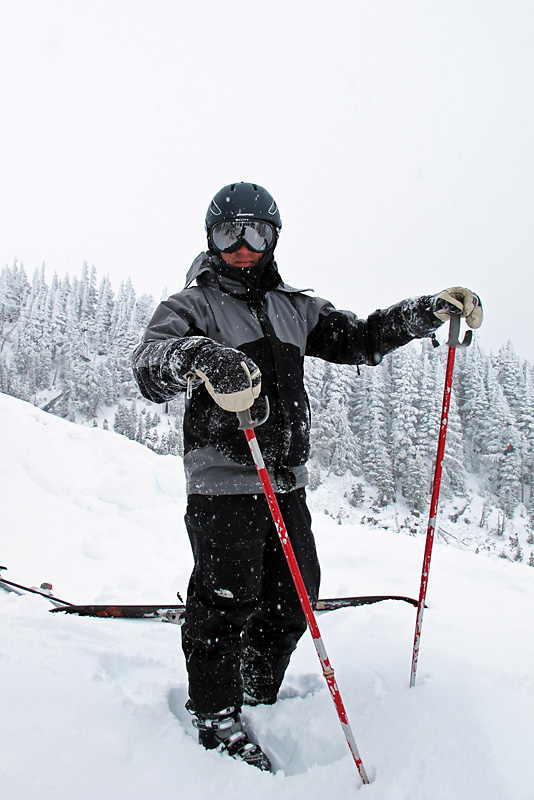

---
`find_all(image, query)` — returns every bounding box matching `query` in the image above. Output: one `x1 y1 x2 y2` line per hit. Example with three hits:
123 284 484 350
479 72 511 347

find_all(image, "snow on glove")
433 287 483 329
192 345 261 412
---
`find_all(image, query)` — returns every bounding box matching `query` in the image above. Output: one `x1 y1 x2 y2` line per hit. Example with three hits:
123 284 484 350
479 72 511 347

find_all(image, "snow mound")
1 392 534 799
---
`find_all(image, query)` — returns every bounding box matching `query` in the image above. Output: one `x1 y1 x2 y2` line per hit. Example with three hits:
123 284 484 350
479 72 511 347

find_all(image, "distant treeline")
1 260 533 524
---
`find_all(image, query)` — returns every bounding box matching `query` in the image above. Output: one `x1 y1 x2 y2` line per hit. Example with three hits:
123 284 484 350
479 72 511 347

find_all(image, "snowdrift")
1 392 534 799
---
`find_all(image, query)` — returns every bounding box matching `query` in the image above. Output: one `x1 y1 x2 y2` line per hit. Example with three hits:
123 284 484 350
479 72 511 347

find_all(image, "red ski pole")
409 315 472 687
237 403 370 785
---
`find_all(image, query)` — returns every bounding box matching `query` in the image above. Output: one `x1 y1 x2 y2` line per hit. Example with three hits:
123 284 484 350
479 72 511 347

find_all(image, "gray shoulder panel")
145 281 345 355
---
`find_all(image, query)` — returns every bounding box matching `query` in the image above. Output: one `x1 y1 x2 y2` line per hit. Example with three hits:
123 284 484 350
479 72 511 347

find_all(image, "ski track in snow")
1 392 534 799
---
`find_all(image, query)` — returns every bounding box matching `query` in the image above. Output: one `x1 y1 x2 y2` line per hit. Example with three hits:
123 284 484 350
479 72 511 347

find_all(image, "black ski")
49 594 418 623
2 566 419 623
51 603 187 622
316 595 419 610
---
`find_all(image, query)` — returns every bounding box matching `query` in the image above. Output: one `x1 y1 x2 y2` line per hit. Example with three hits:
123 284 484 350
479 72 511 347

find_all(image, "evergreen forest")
1 261 533 552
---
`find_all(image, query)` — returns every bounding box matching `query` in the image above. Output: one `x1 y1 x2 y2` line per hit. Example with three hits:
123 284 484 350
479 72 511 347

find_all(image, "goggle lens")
211 220 276 253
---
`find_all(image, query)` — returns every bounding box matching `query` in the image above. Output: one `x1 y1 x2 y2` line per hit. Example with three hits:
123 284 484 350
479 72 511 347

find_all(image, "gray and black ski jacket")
132 252 443 495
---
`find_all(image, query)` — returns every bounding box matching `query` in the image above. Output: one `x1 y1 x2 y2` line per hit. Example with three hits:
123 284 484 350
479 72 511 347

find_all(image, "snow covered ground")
1 391 534 799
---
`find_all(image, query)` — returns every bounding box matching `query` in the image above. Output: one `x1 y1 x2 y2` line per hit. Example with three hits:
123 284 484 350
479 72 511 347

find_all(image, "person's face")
219 243 264 268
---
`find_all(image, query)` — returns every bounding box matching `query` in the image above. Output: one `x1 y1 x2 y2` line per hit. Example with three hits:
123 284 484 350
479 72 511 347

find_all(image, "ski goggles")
210 219 277 254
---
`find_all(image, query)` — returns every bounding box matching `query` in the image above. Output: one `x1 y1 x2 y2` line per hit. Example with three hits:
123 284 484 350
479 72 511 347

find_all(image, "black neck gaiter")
212 253 282 304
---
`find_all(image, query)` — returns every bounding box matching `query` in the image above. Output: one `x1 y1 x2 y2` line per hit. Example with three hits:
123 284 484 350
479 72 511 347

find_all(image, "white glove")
433 287 483 329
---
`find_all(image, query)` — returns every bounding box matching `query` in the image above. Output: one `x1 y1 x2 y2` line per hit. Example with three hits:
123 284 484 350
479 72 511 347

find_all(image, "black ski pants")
181 489 320 714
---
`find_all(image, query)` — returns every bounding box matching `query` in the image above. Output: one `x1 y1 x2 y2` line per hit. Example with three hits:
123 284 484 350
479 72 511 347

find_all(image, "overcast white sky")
1 1 533 360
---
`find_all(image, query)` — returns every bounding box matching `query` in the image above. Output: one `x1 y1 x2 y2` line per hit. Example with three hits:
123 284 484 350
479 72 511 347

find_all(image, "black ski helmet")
205 182 282 249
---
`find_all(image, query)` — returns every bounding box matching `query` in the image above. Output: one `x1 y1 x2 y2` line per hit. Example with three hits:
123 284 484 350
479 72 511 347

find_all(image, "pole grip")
445 313 472 348
236 397 270 430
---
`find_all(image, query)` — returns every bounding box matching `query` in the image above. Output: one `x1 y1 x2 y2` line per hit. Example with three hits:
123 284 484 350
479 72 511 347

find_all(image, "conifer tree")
309 361 360 477
388 345 428 509
455 340 490 473
359 364 395 505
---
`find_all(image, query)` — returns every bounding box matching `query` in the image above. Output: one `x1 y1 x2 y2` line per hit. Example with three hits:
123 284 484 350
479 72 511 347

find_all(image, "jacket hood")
183 252 217 289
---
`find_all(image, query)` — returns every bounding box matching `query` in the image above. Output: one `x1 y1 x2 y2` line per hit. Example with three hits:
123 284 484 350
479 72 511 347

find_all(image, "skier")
132 181 483 770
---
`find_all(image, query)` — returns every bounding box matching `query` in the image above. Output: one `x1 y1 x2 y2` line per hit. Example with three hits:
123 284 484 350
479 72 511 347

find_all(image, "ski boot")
186 701 272 772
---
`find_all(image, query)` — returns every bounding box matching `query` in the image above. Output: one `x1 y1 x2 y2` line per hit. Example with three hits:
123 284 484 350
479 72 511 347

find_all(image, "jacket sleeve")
305 295 443 365
132 293 217 404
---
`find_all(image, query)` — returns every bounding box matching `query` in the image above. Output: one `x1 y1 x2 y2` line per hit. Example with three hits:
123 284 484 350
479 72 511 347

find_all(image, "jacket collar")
183 251 312 294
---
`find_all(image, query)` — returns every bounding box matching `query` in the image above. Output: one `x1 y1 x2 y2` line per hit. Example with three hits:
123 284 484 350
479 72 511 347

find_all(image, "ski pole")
409 315 472 688
237 402 370 785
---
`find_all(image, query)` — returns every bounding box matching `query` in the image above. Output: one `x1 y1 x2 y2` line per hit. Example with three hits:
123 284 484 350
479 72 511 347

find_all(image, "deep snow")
1 391 534 799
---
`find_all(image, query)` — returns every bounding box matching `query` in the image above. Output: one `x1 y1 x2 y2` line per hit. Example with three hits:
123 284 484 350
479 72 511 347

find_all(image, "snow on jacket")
132 252 442 495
